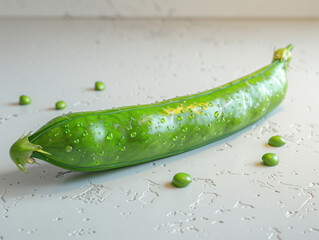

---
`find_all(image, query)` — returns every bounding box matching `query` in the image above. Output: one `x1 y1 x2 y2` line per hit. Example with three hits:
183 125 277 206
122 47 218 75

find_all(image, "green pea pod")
10 45 293 173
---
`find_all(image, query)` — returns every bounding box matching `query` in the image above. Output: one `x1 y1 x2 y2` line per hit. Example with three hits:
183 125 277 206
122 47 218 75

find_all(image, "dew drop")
163 140 167 144
173 136 178 141
99 151 104 156
177 116 183 121
182 126 188 132
214 111 219 118
73 139 80 144
66 145 72 152
130 132 137 138
161 118 166 123
147 120 152 126
106 132 113 140
65 129 70 134
208 102 213 107
189 114 194 119
121 146 126 151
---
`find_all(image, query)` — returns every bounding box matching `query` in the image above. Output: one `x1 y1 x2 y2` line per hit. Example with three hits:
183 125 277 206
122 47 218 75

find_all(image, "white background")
1 1 319 240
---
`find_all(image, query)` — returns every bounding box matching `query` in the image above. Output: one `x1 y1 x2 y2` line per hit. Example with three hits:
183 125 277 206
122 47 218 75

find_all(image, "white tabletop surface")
1 19 319 239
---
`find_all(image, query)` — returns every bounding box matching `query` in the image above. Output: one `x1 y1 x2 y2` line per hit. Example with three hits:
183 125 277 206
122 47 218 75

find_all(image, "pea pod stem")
9 133 50 173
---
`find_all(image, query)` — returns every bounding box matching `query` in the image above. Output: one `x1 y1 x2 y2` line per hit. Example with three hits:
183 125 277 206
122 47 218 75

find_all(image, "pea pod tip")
272 44 293 65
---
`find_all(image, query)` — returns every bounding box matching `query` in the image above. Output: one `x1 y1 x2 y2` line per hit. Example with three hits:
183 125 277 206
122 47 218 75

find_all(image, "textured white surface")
0 0 319 18
1 19 319 239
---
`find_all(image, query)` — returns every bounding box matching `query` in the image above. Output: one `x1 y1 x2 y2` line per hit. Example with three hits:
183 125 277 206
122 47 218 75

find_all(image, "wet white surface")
1 19 319 239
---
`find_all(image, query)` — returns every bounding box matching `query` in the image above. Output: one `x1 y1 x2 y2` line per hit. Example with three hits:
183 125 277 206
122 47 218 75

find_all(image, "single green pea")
172 172 192 188
19 95 32 105
262 153 279 166
268 135 286 147
55 101 67 110
95 81 105 91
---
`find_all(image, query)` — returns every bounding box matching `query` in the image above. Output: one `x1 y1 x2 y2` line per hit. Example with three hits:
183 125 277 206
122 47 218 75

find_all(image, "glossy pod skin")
10 45 293 173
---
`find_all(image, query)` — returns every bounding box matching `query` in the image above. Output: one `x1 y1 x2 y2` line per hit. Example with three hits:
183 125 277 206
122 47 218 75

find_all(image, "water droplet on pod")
66 145 72 152
106 132 113 140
